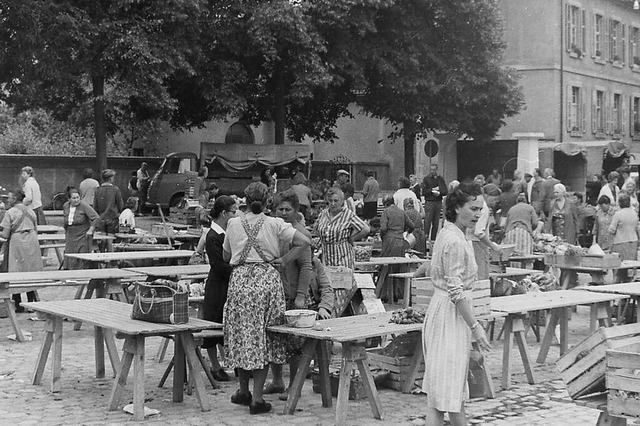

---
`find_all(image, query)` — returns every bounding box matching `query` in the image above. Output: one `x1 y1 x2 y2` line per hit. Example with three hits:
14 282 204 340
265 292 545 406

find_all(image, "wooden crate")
606 340 640 417
367 332 424 392
411 278 489 317
311 371 367 400
557 323 640 399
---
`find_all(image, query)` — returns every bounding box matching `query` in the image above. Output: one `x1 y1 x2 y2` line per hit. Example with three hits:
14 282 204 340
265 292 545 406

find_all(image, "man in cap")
333 169 350 192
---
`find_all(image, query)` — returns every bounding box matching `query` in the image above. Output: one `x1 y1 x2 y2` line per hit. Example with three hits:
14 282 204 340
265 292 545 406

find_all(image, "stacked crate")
606 338 640 417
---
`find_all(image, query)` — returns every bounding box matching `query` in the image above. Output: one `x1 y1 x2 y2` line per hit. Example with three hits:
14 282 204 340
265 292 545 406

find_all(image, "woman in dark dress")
62 188 100 270
202 195 237 381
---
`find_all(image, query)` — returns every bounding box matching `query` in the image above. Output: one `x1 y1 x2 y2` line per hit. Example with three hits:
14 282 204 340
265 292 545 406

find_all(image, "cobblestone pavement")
0 216 634 425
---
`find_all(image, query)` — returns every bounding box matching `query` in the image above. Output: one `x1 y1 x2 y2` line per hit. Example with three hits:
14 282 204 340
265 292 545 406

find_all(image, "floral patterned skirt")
223 263 287 370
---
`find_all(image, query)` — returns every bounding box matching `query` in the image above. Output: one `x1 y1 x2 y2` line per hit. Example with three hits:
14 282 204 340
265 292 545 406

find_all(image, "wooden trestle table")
24 298 221 421
490 290 629 390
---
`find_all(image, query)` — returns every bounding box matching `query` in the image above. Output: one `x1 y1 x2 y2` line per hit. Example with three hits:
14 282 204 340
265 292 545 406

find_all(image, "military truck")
146 142 311 208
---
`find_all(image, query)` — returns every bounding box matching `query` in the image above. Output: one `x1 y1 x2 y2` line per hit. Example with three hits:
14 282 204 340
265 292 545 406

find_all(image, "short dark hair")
445 181 483 222
383 195 395 207
501 179 514 192
273 190 300 211
211 195 236 219
619 193 631 208
597 195 611 205
82 168 94 179
13 189 26 202
398 177 410 189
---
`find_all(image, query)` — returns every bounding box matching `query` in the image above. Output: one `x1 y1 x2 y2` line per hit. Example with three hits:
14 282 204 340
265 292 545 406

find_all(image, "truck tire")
169 194 184 209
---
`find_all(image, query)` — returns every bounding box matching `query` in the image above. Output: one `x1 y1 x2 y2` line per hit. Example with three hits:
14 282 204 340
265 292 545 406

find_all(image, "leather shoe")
249 400 272 415
230 390 252 406
211 368 230 382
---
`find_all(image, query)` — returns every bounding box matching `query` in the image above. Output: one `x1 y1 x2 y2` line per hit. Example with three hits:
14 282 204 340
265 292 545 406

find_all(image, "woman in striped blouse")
314 187 369 268
421 182 491 426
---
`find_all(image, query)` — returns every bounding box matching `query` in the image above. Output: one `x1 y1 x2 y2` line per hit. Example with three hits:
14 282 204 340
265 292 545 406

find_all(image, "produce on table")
525 272 559 292
389 307 425 324
533 233 585 256
354 245 372 262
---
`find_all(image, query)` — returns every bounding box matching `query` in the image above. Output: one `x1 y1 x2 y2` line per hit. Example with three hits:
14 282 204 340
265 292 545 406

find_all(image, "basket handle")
135 284 177 315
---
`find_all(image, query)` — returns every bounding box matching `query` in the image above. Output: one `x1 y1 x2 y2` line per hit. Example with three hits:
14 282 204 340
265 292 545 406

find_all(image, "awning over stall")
202 143 311 172
604 141 629 158
553 142 587 157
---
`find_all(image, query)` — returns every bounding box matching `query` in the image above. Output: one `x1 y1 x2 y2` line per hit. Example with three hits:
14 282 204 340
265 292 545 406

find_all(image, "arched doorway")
224 122 255 145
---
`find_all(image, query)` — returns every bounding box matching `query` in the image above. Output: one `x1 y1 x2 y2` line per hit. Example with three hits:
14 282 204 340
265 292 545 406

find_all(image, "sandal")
263 381 285 394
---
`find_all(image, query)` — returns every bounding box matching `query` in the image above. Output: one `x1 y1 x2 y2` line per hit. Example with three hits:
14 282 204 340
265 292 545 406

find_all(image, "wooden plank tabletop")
23 298 221 335
38 233 115 242
549 260 640 273
65 250 194 262
490 289 629 314
124 264 210 277
489 267 538 279
508 254 545 262
0 268 144 284
37 225 65 233
388 272 417 279
577 282 640 296
355 257 428 268
269 311 423 343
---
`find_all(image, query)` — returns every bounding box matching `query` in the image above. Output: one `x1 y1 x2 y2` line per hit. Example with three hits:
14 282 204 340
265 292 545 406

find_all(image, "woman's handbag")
131 280 189 324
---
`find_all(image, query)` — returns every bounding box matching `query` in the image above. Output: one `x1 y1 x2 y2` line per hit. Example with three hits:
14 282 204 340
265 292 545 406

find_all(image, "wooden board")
269 311 422 343
23 299 220 336
491 290 628 314
326 266 354 290
123 265 210 277
355 257 428 268
0 268 144 284
65 250 194 262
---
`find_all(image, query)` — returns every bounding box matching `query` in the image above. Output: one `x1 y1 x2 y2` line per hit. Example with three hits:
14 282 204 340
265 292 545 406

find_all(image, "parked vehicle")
146 142 312 208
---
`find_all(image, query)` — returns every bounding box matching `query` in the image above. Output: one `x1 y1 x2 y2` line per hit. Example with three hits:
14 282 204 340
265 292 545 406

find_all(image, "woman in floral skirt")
223 182 310 415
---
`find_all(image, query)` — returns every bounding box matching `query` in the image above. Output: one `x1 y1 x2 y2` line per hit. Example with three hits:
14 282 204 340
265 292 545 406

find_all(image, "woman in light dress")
418 182 491 426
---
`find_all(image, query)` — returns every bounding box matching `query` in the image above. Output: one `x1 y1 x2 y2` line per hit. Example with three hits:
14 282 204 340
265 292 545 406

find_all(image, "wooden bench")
24 298 221 422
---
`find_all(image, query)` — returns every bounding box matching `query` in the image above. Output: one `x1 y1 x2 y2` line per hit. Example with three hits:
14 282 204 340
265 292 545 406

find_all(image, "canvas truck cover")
200 142 311 172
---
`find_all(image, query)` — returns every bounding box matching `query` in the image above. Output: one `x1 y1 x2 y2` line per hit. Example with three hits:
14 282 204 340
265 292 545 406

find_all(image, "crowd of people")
5 161 640 422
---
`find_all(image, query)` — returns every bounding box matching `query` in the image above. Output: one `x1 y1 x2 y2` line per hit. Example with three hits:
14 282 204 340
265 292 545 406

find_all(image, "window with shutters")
594 90 605 135
631 26 640 69
632 96 640 139
609 19 625 65
568 86 585 135
594 14 604 59
613 93 622 136
566 5 586 58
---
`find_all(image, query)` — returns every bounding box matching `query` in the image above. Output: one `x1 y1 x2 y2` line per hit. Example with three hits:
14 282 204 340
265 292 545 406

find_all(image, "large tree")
354 0 524 174
0 0 206 170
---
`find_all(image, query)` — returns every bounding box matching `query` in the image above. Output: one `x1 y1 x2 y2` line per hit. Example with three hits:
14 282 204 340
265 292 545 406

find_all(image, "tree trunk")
92 74 107 172
274 62 285 145
403 121 417 176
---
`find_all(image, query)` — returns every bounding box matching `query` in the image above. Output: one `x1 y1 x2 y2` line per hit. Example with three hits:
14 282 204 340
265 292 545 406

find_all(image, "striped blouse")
430 221 478 303
314 207 366 269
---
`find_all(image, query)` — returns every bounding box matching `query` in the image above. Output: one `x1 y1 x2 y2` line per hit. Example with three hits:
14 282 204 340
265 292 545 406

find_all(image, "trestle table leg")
285 338 317 414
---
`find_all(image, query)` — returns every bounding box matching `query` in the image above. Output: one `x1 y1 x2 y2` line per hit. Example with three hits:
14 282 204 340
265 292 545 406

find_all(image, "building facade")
493 0 640 191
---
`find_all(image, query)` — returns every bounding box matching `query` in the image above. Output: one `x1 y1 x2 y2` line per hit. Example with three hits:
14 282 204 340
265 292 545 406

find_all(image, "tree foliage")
0 0 523 162
0 0 206 169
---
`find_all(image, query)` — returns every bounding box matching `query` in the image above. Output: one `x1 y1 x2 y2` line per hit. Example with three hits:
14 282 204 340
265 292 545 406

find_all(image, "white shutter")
622 24 626 64
581 9 587 55
605 19 611 60
622 95 628 136
566 4 572 51
630 96 635 135
607 93 613 134
592 89 598 133
582 88 587 133
567 86 573 132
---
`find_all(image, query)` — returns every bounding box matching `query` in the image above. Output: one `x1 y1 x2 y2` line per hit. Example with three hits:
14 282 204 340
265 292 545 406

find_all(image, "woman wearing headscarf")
544 183 580 244
418 182 491 425
62 188 100 270
403 197 426 255
314 187 369 269
223 182 310 415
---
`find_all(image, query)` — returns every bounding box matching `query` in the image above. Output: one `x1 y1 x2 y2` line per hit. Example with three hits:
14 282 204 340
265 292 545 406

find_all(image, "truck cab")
146 152 198 208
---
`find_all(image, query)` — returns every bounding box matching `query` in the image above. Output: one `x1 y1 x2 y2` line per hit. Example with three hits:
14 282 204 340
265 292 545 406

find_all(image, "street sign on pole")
424 139 439 158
